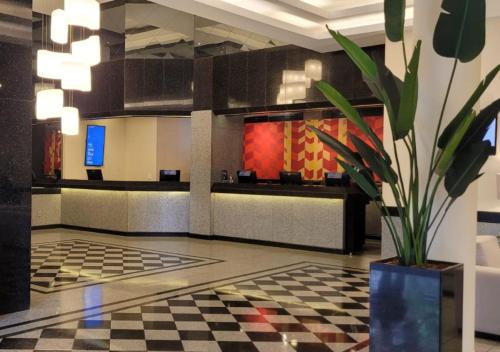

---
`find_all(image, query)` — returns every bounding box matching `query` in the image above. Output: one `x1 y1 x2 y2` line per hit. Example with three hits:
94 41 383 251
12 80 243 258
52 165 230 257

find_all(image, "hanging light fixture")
61 107 80 135
305 59 323 82
36 0 101 135
50 9 68 44
36 89 64 120
71 35 101 66
61 59 92 92
37 50 71 80
64 0 100 30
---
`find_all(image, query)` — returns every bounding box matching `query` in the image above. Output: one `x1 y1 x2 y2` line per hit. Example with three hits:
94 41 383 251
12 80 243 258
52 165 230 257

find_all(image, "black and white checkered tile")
1 264 370 351
30 240 214 293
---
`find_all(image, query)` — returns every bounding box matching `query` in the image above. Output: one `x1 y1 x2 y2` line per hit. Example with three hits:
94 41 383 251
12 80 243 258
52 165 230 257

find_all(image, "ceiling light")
61 107 80 135
51 9 68 44
37 50 71 80
64 0 100 30
61 59 92 92
71 35 101 66
36 89 64 120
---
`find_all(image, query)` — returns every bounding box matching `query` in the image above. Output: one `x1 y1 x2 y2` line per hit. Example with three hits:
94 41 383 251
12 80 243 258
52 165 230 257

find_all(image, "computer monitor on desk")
237 170 257 184
325 172 350 187
87 169 103 181
160 170 181 182
279 171 302 185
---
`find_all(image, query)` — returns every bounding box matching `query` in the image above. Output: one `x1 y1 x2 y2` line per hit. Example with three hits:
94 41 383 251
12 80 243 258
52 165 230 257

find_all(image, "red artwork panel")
243 122 284 179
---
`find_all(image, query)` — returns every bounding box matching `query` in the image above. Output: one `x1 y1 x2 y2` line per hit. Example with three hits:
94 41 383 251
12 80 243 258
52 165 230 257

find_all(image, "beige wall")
478 17 500 212
125 117 157 181
156 118 192 182
63 117 190 181
63 118 127 180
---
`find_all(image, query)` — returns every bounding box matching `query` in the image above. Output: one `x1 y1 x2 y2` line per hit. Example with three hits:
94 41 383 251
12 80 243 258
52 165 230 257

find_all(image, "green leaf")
373 58 402 136
433 0 486 62
396 41 421 139
307 126 364 170
337 159 380 199
316 81 390 161
385 0 406 42
445 141 491 198
459 99 500 150
436 110 475 175
327 27 377 80
350 134 398 184
438 64 500 148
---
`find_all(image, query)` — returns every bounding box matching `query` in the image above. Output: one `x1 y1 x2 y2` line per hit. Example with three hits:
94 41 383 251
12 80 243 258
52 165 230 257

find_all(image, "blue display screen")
85 125 106 166
484 118 497 147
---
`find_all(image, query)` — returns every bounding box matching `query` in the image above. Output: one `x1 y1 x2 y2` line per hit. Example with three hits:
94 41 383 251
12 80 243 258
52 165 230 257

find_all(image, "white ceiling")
150 0 500 53
149 0 413 52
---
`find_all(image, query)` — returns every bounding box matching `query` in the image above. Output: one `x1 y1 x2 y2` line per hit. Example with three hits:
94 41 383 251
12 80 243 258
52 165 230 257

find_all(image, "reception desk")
211 183 369 253
32 180 190 235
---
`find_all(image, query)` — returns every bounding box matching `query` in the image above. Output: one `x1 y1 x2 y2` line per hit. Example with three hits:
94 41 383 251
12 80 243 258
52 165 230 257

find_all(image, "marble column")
0 0 33 314
189 110 214 236
413 2 480 351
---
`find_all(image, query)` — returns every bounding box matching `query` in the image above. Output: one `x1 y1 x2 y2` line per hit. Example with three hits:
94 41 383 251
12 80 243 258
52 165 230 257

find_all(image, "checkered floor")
0 264 370 351
30 240 212 293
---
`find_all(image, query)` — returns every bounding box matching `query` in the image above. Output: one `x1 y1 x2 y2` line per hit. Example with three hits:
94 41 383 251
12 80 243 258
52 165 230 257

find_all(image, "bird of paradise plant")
310 0 500 266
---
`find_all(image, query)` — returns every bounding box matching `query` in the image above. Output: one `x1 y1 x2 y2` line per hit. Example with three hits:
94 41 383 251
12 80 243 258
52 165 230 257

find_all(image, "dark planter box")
369 258 463 352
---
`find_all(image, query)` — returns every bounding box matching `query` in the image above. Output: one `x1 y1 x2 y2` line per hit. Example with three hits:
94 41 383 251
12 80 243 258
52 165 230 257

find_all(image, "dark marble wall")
208 44 384 114
72 45 382 117
0 0 33 314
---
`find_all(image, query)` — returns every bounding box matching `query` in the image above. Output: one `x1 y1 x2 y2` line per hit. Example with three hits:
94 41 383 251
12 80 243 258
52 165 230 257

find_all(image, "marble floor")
0 229 497 351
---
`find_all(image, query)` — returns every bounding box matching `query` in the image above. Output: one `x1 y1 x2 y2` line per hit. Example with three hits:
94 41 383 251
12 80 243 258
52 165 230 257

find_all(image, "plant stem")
422 58 459 207
427 199 455 254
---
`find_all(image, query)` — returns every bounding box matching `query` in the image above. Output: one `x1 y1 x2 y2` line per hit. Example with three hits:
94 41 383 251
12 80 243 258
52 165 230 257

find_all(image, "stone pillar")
413 2 480 350
0 0 33 314
189 110 214 236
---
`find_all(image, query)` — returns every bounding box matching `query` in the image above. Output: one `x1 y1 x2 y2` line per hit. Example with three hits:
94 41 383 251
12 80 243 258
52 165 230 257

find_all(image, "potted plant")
309 0 500 351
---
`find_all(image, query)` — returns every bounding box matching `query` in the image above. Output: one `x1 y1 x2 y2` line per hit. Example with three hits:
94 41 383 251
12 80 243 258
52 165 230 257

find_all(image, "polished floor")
0 229 497 351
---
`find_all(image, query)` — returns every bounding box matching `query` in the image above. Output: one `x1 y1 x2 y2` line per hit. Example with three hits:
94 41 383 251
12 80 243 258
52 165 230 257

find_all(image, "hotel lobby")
1 0 500 351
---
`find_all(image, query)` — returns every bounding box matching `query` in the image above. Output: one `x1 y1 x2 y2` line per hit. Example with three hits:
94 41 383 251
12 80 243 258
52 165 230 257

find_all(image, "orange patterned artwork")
243 116 383 181
44 129 62 176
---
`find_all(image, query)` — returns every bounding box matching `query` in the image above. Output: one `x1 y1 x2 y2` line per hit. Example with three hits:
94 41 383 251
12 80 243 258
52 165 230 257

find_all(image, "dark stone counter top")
32 180 190 192
211 182 366 199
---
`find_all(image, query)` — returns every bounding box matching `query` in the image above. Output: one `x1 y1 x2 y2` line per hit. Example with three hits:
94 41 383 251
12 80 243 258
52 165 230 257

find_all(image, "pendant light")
61 58 92 92
37 50 71 80
36 89 64 120
305 59 322 82
71 35 101 66
61 107 80 135
64 0 100 30
50 9 68 44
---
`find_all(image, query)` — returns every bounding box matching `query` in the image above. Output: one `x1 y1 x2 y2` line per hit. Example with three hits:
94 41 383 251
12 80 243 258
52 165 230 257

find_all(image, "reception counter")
32 180 190 235
211 183 369 253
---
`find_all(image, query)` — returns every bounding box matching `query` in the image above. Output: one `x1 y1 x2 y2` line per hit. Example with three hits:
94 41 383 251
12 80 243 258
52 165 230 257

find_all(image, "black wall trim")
477 211 500 224
210 235 345 255
32 188 61 195
476 331 500 342
32 226 346 254
37 224 190 237
33 180 190 192
385 207 500 224
32 225 62 231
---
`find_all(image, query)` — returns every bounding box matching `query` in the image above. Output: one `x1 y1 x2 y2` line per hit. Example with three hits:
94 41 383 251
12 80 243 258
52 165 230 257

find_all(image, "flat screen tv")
484 117 497 155
85 125 106 167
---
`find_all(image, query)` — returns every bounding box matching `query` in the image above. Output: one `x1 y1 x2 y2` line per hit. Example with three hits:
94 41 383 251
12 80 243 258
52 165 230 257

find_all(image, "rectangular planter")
369 258 463 352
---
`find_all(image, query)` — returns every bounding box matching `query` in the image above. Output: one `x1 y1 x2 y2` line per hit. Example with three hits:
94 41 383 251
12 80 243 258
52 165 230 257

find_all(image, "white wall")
63 117 191 181
478 17 500 212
